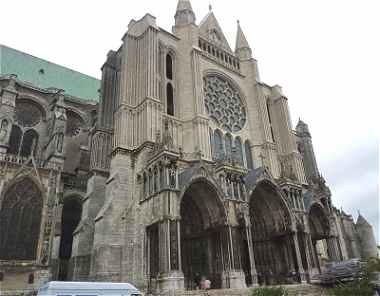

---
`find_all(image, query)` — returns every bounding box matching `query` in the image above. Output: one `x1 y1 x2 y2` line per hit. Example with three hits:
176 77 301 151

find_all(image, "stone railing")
0 152 45 167
0 152 64 171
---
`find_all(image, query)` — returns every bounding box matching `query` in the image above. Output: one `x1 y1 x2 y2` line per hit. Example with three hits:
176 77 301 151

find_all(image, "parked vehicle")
37 281 142 296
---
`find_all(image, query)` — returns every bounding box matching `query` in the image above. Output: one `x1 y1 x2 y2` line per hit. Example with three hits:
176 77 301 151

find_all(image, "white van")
37 281 143 296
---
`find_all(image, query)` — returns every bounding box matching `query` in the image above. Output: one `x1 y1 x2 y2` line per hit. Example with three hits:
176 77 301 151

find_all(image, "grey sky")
2 0 379 240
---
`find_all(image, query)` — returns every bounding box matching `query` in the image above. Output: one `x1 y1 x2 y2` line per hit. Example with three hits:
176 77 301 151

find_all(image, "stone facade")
0 1 377 294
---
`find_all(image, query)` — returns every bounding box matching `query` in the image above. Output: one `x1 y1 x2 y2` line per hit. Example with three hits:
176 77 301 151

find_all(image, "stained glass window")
234 137 244 166
0 178 43 260
204 75 246 132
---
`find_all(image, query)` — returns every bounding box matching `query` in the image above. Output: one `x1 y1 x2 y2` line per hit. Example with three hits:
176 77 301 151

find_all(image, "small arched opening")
8 125 22 155
166 54 173 80
58 197 82 281
20 129 39 157
166 83 174 116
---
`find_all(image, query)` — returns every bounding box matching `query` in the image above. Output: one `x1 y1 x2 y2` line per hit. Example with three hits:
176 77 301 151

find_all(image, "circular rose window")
15 101 42 127
203 75 246 132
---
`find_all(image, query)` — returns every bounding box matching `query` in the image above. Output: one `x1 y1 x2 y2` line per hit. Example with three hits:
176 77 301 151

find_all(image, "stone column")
292 233 307 283
299 232 313 280
246 226 259 286
157 219 184 292
221 225 247 289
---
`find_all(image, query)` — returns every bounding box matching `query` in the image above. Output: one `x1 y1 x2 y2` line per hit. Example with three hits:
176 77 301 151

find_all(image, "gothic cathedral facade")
0 1 377 294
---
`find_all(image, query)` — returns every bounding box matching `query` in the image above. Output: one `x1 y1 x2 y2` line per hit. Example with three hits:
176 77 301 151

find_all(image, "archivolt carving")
204 75 246 132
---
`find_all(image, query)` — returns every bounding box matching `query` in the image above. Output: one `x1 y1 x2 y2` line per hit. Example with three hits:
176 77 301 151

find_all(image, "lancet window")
0 178 43 260
165 53 175 116
234 137 244 166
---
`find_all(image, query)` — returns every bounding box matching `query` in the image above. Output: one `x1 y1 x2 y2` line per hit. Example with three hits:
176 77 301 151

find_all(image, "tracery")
204 75 246 132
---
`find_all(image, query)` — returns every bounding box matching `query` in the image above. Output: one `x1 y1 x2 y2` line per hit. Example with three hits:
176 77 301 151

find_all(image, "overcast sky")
2 0 379 241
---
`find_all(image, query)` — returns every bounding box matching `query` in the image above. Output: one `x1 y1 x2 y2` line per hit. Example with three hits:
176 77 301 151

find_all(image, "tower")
174 0 196 26
296 119 319 182
356 214 378 260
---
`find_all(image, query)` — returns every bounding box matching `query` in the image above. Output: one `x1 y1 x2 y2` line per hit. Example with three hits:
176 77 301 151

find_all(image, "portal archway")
249 181 297 285
180 180 226 290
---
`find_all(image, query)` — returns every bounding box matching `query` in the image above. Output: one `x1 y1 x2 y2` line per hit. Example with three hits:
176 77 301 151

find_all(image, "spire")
356 214 372 228
175 0 196 26
296 118 311 137
235 20 252 59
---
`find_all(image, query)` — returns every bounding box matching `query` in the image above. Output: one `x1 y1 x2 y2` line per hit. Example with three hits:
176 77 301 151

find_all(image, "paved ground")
171 285 329 296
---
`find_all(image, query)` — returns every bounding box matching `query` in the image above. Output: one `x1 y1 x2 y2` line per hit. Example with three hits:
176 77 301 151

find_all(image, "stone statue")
162 120 174 150
0 119 9 144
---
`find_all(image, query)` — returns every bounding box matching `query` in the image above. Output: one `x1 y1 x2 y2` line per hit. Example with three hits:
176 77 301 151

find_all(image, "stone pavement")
167 285 329 296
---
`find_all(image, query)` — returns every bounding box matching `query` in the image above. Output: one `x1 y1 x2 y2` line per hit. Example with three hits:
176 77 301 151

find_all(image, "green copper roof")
0 45 100 102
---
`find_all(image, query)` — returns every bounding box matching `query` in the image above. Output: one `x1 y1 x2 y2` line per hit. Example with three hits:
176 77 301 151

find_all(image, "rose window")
15 101 42 127
203 75 246 132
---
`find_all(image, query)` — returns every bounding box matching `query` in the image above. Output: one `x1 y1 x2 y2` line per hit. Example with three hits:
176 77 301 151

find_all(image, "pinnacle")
177 0 193 12
235 20 251 51
357 214 372 227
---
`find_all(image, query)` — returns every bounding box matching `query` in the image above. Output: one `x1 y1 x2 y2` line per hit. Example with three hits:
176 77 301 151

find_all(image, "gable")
199 12 232 52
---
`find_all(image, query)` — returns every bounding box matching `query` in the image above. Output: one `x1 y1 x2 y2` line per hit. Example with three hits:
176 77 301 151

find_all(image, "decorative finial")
237 19 240 25
209 4 212 12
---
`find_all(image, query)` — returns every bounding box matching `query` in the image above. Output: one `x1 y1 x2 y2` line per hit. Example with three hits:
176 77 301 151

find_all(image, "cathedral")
0 1 377 294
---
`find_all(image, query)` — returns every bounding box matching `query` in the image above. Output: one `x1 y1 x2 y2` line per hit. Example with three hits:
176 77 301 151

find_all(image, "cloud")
319 138 379 242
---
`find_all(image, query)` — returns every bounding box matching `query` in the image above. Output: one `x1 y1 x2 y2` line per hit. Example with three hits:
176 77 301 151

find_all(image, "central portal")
180 180 225 290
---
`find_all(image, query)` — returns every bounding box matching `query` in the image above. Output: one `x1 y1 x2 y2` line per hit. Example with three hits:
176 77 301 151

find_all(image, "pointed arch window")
166 54 173 80
225 133 233 163
165 52 175 116
20 130 38 157
8 125 38 158
234 137 244 166
245 140 254 169
58 197 82 281
8 125 22 155
0 178 43 260
213 129 224 160
167 83 174 116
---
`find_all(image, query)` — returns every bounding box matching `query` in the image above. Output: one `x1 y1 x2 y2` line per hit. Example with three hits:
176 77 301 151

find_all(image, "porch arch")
180 179 228 289
248 180 299 285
